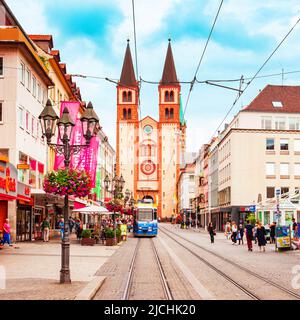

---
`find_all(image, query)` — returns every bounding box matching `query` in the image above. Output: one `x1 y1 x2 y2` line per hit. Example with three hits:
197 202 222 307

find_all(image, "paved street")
94 224 300 300
0 235 118 300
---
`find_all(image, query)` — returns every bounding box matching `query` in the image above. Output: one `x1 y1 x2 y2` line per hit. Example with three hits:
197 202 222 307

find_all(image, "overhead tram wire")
211 15 300 139
183 0 224 118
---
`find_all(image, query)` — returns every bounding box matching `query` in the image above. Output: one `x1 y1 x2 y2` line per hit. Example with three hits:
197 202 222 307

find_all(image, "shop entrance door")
17 208 32 242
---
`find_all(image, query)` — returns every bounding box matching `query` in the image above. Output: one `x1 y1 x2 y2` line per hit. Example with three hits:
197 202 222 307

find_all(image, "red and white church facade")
116 40 186 219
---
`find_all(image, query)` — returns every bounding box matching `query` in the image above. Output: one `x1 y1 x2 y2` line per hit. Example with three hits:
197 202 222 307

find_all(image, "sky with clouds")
6 0 300 151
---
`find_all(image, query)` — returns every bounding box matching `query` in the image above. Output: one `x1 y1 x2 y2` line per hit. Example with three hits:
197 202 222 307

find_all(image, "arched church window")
170 91 174 102
165 108 169 119
123 108 127 120
170 108 174 119
127 91 132 102
165 91 170 102
128 108 132 120
122 91 127 102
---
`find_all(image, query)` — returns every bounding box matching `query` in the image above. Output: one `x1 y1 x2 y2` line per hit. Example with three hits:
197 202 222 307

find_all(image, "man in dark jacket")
245 220 254 251
270 222 276 244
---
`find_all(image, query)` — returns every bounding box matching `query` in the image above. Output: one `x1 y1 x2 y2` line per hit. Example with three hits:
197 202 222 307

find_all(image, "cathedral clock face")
141 160 156 175
143 125 153 135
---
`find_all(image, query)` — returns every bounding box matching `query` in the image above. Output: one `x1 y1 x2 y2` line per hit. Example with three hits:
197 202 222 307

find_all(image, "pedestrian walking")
2 219 12 246
224 222 231 240
270 222 276 244
75 219 83 240
41 217 50 242
208 222 216 243
58 218 64 240
231 221 237 244
256 222 267 252
69 216 75 234
292 218 298 240
254 223 258 244
237 224 244 245
245 220 254 251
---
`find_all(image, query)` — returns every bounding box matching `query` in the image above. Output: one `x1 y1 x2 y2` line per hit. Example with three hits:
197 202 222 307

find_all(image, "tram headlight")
148 227 153 231
138 227 142 230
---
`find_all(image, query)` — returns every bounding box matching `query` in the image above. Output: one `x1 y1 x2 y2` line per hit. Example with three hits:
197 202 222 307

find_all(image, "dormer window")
272 101 283 108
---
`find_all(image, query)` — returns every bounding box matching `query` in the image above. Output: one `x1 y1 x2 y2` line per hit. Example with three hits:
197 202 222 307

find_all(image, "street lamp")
39 99 99 284
104 174 125 245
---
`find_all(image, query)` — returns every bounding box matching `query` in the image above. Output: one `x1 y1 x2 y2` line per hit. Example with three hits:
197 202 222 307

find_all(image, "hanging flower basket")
43 169 92 197
105 199 123 213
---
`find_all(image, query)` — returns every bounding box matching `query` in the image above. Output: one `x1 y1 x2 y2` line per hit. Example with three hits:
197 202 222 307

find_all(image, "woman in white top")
231 222 238 244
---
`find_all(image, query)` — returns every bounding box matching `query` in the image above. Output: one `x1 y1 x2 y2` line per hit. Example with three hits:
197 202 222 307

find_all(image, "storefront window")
264 211 270 226
29 158 36 188
257 211 263 223
18 152 28 184
285 211 294 227
0 148 9 162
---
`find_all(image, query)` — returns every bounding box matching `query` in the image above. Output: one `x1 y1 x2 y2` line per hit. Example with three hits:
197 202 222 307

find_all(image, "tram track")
122 237 173 300
160 226 300 300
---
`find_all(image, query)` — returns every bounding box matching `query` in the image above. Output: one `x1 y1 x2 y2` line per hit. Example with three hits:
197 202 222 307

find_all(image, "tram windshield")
137 209 153 221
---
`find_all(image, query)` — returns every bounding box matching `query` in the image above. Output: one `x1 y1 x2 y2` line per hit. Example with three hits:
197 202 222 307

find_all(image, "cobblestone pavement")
0 234 118 300
161 224 300 299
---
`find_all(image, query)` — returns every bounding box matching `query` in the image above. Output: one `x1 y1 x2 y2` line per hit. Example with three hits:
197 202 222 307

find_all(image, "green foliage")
116 228 121 237
81 229 92 239
104 228 115 239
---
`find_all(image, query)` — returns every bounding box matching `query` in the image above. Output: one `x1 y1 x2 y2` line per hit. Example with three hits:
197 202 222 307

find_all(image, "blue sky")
6 0 300 151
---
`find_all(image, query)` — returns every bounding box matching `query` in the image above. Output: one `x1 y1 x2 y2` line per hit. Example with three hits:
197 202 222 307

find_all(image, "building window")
29 158 36 188
32 76 36 97
280 163 289 176
170 91 174 102
266 138 275 150
295 163 300 176
170 108 174 119
289 117 300 130
294 140 300 152
26 69 31 91
165 108 169 119
0 102 3 124
122 91 127 102
18 152 28 184
123 108 127 120
275 117 286 130
165 91 169 102
281 187 289 196
261 116 272 129
266 162 275 176
37 83 41 102
127 91 132 102
266 187 275 199
280 139 289 151
18 107 24 128
20 61 25 84
0 57 3 76
31 117 35 137
128 108 132 120
25 111 29 132
0 149 9 162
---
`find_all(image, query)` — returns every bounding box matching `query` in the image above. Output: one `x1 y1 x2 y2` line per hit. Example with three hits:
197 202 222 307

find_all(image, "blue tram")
133 201 158 237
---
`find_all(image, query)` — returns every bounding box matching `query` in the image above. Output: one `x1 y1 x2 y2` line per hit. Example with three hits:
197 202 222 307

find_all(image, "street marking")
158 236 214 300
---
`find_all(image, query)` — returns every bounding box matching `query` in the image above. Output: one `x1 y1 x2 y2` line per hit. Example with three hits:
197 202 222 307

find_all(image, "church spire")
160 39 178 85
120 40 137 87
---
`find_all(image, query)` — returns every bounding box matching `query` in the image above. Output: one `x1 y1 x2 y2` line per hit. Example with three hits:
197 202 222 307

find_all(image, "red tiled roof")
244 85 300 113
50 50 60 62
59 63 66 74
28 34 53 50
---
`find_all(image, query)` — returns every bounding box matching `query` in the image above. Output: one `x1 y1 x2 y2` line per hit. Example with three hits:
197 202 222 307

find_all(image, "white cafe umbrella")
72 205 111 214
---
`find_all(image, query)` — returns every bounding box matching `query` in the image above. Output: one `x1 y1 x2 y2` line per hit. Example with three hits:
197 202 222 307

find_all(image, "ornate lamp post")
39 100 99 284
104 174 125 245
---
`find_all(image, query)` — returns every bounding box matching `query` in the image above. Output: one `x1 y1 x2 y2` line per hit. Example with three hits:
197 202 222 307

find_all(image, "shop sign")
0 162 17 197
17 164 30 170
17 182 31 199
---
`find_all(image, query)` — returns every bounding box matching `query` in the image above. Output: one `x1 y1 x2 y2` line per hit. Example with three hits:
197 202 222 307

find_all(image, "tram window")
153 209 157 220
137 209 153 221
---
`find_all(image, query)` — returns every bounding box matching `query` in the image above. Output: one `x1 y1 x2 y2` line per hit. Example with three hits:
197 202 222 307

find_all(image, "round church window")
141 160 156 175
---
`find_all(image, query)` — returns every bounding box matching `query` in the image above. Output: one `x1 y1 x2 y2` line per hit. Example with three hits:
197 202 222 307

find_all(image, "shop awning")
0 194 17 201
17 194 32 203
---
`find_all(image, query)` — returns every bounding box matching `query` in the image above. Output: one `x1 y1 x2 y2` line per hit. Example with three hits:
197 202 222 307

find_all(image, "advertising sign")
0 161 17 199
275 226 291 249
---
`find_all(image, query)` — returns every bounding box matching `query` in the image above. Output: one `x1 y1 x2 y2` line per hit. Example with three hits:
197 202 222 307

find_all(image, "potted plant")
116 227 122 243
81 229 95 246
104 228 115 246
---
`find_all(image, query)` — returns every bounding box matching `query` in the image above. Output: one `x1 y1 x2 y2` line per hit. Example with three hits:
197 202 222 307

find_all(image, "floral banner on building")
54 102 99 188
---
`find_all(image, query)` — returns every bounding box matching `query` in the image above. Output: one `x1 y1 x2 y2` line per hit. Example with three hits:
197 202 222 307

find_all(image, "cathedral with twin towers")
116 40 186 219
